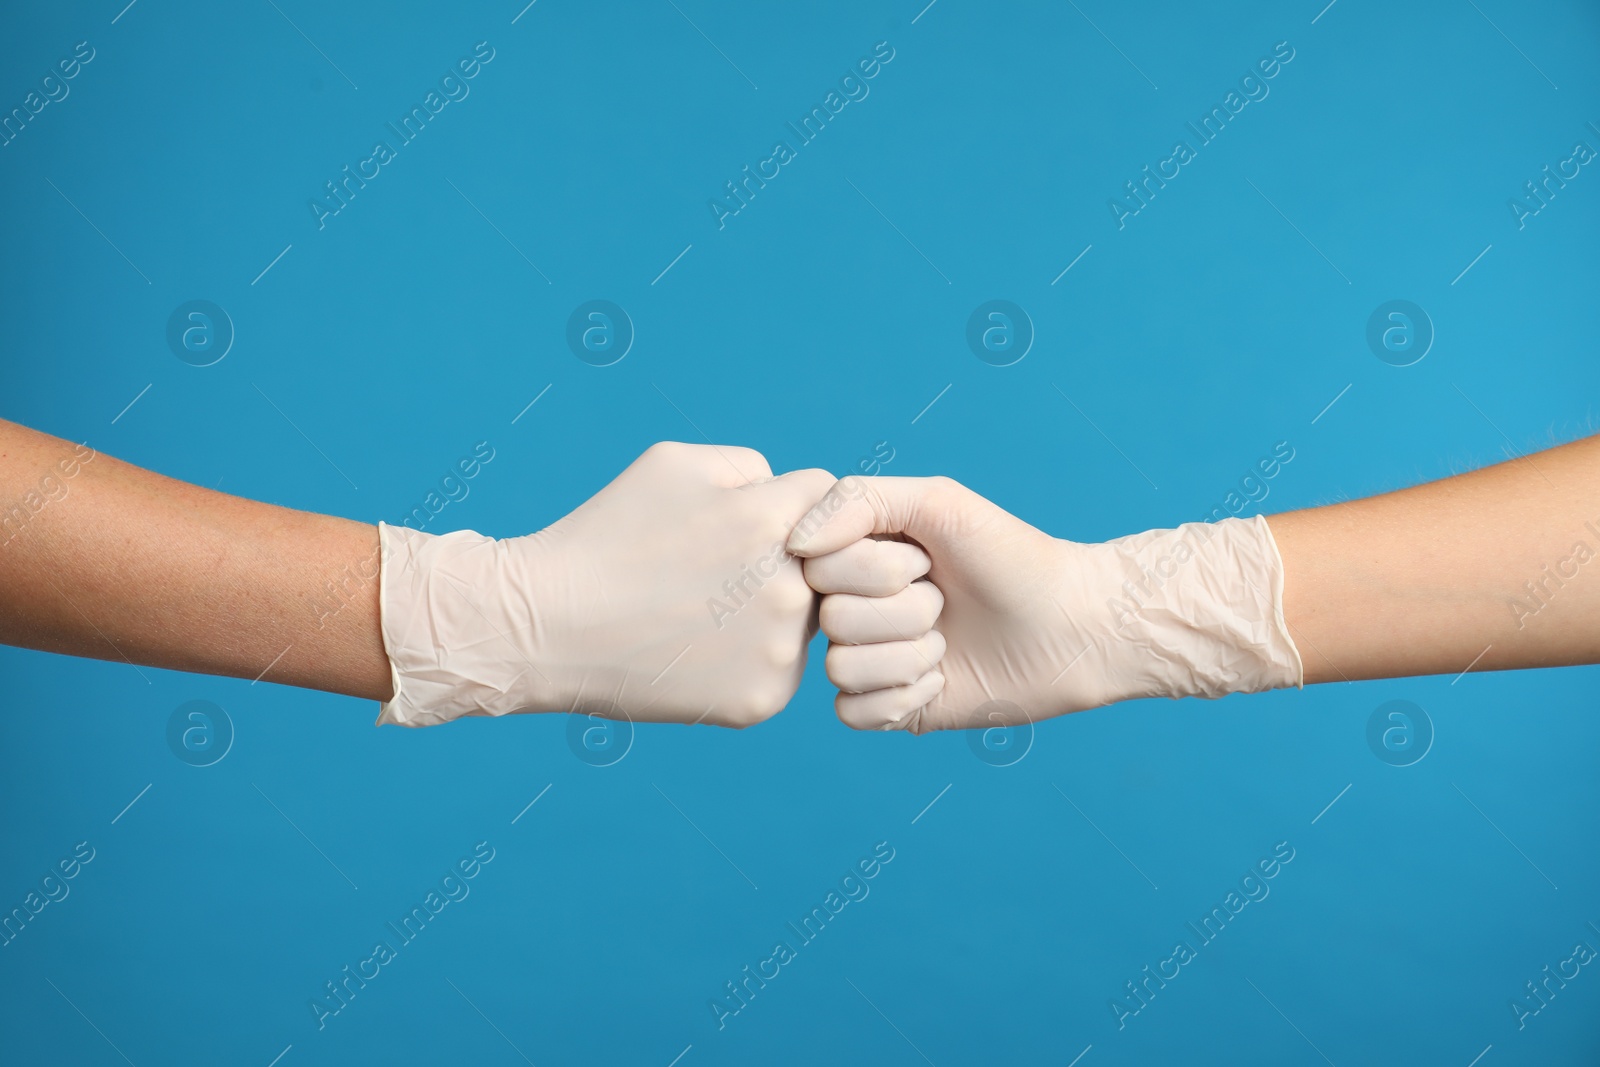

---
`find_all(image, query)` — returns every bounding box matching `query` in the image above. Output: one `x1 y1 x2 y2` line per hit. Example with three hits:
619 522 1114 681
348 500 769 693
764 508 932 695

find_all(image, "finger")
786 476 966 557
802 538 931 596
741 467 838 520
819 582 944 645
826 630 947 692
835 670 945 731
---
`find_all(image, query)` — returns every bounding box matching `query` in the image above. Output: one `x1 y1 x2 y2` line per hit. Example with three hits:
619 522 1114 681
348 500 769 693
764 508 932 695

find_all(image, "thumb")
785 476 955 557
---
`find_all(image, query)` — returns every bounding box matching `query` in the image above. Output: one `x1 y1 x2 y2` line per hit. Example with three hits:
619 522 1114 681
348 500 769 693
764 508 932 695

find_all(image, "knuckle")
728 690 779 727
767 574 812 615
725 706 762 729
643 440 688 462
765 637 801 669
751 682 789 721
730 446 772 478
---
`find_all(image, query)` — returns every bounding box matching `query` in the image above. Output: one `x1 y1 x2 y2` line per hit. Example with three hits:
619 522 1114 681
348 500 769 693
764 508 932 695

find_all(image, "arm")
785 435 1600 732
1271 433 1600 682
0 417 393 699
0 419 836 728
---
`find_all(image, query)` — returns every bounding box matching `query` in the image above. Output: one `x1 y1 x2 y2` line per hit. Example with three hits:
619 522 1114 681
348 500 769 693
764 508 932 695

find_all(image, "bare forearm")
1269 434 1600 684
0 419 393 700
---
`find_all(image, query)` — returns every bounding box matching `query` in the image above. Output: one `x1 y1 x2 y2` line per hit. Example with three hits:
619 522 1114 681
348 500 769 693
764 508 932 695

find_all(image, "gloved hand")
378 442 835 728
786 476 1303 733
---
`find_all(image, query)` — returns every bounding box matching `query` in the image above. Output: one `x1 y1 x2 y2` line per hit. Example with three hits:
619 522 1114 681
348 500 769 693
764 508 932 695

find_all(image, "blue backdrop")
3 1 1599 1063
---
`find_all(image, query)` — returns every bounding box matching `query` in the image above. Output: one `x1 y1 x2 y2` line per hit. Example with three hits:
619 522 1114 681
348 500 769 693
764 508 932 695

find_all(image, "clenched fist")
379 442 836 728
787 476 1302 734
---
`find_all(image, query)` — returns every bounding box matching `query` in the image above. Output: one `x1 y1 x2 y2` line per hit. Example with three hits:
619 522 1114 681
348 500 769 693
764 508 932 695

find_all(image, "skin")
1269 432 1600 683
0 417 393 700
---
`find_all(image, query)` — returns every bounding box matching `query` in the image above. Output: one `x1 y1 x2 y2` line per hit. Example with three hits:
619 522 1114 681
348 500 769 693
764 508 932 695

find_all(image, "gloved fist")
378 442 835 728
787 476 1302 734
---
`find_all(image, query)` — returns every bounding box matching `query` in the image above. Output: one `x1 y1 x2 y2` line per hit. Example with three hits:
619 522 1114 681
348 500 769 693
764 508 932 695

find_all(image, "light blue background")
3 1 1599 1063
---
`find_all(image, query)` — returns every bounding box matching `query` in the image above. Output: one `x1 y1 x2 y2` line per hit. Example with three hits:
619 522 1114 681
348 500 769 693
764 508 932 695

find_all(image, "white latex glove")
786 476 1302 733
377 442 835 728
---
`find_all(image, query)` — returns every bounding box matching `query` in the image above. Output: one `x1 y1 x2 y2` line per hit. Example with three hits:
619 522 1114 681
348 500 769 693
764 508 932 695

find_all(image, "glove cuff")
1099 514 1304 703
375 522 546 727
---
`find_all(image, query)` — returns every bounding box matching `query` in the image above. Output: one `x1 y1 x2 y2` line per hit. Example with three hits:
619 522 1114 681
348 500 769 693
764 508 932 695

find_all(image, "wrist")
1090 515 1303 703
376 523 564 726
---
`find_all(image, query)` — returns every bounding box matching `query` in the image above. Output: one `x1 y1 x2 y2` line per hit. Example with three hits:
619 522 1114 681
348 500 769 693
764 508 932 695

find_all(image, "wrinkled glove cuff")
375 522 540 727
1099 514 1304 703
